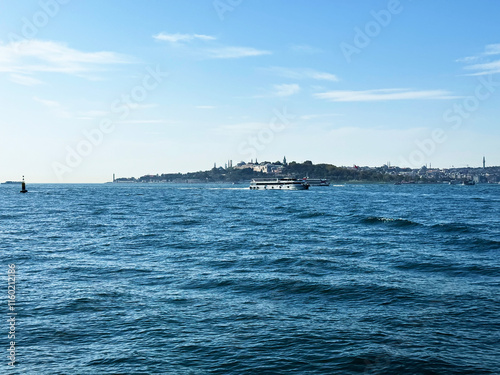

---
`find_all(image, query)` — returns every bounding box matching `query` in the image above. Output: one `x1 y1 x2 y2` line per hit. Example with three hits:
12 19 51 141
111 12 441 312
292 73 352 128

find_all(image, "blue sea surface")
1 183 500 374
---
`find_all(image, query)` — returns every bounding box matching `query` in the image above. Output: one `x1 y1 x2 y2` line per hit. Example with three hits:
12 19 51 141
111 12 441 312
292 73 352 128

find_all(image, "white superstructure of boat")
249 178 309 190
302 178 329 186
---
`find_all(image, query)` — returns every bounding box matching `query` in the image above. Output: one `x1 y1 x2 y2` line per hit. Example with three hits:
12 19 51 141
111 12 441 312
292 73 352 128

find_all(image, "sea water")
1 183 499 374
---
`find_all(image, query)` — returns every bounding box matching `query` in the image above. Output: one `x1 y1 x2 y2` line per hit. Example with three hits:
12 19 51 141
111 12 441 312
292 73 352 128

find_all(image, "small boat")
20 176 28 193
250 178 309 190
302 178 330 186
462 180 475 185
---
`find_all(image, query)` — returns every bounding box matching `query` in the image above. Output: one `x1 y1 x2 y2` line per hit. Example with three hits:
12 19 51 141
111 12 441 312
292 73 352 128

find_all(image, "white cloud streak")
204 47 271 59
300 113 342 120
315 88 457 102
464 60 500 76
153 32 216 43
268 67 338 82
9 74 43 86
0 40 134 81
33 96 71 118
459 43 500 75
153 32 270 59
273 83 300 97
485 44 500 56
115 120 173 125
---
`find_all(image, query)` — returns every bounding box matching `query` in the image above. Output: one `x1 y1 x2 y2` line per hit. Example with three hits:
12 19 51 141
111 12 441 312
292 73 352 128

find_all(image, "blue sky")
1 0 500 182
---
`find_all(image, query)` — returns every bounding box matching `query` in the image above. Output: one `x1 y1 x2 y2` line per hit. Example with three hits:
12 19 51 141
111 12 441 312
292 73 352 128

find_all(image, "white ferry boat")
249 178 309 190
302 178 329 186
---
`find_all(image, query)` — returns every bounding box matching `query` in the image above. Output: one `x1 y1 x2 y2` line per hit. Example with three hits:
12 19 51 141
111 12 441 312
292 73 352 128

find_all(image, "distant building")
253 163 283 174
473 175 488 184
234 161 253 170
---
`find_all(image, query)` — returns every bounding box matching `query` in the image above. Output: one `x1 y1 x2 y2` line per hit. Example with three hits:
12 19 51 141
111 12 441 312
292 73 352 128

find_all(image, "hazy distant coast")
113 160 500 184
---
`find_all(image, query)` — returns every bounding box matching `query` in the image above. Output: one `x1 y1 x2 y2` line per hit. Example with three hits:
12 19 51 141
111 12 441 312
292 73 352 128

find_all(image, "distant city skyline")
1 0 500 182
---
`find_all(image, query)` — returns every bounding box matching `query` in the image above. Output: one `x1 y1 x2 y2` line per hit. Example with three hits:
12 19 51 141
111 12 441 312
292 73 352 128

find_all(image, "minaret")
483 156 485 169
113 173 115 182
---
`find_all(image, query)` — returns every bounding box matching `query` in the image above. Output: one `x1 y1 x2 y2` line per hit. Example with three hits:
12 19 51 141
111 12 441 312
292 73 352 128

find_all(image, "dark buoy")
20 176 28 193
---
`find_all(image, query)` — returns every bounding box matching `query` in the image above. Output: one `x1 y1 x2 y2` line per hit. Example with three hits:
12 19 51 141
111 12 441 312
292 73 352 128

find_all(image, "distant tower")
214 162 216 169
283 156 287 166
483 156 486 169
113 173 115 182
255 158 258 164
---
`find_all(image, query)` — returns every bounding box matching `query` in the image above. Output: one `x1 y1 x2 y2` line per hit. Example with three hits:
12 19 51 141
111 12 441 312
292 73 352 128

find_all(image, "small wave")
471 238 500 251
0 214 21 220
431 222 473 234
362 216 421 227
296 211 330 219
172 219 202 226
225 205 245 210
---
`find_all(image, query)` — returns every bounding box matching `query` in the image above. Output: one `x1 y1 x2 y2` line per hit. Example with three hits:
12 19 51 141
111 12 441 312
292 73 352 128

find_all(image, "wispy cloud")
300 113 342 120
459 44 500 75
205 47 271 59
115 120 173 125
465 61 500 76
153 32 216 43
273 83 300 97
315 89 457 102
33 96 71 118
267 67 338 82
485 44 500 55
153 32 270 59
0 40 134 82
33 97 60 107
196 105 216 109
9 74 43 86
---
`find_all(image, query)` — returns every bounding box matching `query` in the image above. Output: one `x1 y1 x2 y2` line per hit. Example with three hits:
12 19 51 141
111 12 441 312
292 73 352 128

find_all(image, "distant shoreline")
112 161 500 185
